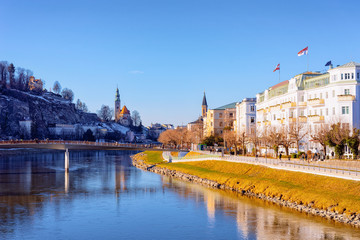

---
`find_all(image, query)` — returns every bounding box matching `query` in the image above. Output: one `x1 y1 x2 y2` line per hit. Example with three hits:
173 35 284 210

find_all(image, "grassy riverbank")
134 151 360 215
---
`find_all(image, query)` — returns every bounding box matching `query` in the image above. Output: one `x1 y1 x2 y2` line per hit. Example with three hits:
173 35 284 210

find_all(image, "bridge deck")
0 140 186 152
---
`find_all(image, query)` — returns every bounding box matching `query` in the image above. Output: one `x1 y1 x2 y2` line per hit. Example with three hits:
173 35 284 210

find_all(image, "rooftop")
213 102 237 110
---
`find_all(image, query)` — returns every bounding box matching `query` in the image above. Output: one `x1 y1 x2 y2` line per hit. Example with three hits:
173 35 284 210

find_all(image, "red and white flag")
273 63 280 72
298 46 308 56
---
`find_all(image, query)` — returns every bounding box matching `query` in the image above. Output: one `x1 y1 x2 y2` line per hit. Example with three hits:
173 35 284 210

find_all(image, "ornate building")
114 87 132 126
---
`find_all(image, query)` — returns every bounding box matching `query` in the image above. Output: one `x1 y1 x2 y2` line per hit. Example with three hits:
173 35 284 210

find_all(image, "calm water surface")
0 150 359 240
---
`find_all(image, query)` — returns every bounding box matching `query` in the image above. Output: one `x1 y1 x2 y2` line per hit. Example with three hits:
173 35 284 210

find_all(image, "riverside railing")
162 151 360 180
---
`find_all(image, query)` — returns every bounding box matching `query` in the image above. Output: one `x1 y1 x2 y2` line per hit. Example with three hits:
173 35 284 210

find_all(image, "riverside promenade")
162 151 360 181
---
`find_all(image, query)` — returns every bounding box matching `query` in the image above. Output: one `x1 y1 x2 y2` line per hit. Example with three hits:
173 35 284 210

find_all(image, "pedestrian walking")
305 153 308 162
279 153 282 161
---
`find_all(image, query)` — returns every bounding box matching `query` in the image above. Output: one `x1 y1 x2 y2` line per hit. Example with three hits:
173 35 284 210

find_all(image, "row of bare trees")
158 125 203 149
159 121 360 159
0 61 34 91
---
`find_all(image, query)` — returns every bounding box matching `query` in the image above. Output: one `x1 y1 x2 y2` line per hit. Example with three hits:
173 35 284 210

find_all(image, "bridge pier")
65 148 69 172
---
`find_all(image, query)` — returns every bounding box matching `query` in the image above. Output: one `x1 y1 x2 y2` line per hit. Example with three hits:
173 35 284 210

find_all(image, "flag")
273 63 280 72
325 60 332 66
298 46 308 56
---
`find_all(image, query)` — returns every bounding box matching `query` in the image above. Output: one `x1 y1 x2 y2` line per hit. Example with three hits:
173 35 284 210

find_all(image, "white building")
235 98 256 136
256 61 360 155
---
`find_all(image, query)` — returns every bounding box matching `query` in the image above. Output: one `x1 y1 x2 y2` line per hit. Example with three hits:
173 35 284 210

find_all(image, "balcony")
299 116 307 123
308 115 324 123
288 117 297 123
277 118 284 124
298 102 307 107
281 101 297 108
270 104 281 111
308 98 325 107
263 120 270 126
337 95 355 101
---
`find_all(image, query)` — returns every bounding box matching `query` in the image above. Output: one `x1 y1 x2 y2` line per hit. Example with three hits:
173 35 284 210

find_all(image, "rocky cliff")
0 88 99 139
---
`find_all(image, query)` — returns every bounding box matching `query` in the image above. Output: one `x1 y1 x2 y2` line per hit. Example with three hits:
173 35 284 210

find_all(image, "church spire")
202 91 208 118
115 87 120 102
202 91 207 106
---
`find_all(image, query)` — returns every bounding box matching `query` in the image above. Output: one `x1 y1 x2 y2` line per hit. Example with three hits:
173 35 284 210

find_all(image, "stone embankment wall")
132 153 360 227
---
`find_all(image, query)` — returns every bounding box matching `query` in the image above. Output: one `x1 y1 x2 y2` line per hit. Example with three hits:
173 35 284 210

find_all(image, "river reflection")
0 150 359 240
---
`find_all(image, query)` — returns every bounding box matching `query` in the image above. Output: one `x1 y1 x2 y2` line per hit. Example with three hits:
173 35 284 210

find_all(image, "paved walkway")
162 152 360 181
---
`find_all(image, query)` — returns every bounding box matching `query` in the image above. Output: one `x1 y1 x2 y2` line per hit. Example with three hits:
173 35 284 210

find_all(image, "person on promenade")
305 153 308 162
279 153 282 161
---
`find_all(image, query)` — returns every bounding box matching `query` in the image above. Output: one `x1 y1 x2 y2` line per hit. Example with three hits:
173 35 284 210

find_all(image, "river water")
0 150 359 240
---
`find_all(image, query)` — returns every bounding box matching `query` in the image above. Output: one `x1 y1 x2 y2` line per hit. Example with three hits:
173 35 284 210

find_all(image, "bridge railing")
0 139 190 151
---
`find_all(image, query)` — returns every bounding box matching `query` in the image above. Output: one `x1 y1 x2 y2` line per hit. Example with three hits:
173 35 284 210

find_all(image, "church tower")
115 87 121 121
202 91 208 118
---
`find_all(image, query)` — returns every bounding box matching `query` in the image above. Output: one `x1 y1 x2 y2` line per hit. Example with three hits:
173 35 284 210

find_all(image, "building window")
334 75 337 81
273 115 276 120
341 73 343 80
326 92 328 98
309 110 311 115
250 105 255 112
229 113 233 118
219 122 223 127
342 106 349 114
352 73 354 79
320 93 322 99
357 72 360 80
326 108 328 116
314 110 317 115
345 89 350 95
300 110 304 116
211 113 213 118
250 117 255 123
333 107 335 115
332 90 335 97
219 113 222 118
308 94 311 100
301 95 304 102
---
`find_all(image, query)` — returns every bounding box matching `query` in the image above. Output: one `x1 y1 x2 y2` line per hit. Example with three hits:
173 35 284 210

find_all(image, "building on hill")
114 87 132 126
256 61 360 156
119 105 132 126
28 76 43 92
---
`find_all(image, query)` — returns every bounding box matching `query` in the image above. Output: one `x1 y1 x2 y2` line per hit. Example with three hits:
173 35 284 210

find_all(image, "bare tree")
8 63 15 89
289 122 308 153
53 81 62 94
238 131 247 155
327 122 350 158
131 110 141 126
76 99 83 110
61 88 74 102
0 61 8 88
249 128 261 156
279 125 293 156
310 123 330 154
223 129 237 154
97 105 113 122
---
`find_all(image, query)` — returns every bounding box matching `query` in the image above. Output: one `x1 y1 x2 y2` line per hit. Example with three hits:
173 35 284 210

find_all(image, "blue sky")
1 0 360 126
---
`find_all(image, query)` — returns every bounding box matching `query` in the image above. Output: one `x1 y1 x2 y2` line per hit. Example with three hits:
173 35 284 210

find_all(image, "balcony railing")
337 95 355 101
299 116 307 123
308 98 324 107
298 101 307 107
281 101 296 108
288 117 297 123
308 115 324 123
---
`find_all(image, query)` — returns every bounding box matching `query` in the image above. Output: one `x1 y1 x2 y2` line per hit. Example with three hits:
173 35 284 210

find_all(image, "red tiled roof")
270 80 289 89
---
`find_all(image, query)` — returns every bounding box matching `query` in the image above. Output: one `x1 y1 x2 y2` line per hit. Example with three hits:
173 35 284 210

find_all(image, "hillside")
0 88 99 139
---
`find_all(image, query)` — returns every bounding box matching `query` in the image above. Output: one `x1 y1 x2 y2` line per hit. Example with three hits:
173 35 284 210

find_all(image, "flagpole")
307 53 309 72
279 67 280 82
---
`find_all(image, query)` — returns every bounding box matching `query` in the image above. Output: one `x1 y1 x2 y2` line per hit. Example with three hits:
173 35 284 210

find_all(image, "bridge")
0 140 187 172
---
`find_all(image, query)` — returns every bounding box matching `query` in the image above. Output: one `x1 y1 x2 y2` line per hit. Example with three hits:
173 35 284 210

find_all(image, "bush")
291 153 297 159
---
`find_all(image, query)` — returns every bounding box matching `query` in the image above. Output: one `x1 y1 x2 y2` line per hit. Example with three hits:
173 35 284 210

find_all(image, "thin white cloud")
129 70 144 74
